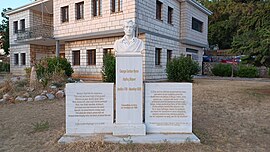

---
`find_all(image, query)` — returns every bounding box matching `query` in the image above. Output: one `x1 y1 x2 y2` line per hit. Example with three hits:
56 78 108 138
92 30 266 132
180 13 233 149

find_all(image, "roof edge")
179 0 213 15
6 0 51 15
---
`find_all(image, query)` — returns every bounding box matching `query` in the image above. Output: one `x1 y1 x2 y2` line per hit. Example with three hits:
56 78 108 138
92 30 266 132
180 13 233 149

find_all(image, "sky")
0 0 33 21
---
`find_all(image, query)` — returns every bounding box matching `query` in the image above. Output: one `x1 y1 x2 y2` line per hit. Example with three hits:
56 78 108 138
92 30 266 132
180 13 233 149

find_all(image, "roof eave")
6 0 50 16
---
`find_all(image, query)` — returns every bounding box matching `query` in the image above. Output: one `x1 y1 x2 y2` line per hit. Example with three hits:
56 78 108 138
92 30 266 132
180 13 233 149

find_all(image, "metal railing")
17 24 53 41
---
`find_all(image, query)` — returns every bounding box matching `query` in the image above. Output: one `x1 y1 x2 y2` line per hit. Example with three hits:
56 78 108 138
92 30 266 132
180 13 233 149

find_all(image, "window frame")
155 48 162 66
14 53 19 65
93 0 102 17
192 17 203 33
20 19 25 32
72 50 80 66
156 0 163 21
20 53 26 65
87 49 96 65
13 21 18 34
168 6 173 25
111 0 122 13
75 2 84 20
167 50 172 63
61 6 69 23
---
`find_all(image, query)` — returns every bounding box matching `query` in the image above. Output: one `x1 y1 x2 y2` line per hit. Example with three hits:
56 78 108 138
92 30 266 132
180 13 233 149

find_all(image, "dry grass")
0 79 269 152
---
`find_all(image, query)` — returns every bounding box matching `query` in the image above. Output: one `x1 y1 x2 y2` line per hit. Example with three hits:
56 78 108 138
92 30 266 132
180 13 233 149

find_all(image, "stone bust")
114 20 144 54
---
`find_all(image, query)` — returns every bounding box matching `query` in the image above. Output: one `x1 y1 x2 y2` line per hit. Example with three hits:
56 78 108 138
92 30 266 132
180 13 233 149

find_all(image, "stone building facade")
7 0 212 80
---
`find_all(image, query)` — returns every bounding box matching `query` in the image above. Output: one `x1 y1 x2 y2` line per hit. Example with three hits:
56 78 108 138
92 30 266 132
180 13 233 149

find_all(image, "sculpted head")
123 20 136 37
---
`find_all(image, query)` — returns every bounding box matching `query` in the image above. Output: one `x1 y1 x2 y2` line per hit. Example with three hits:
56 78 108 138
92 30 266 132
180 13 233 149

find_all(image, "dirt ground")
0 79 269 152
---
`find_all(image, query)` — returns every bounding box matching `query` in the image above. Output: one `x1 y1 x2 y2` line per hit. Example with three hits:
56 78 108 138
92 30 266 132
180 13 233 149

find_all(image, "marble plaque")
116 54 143 124
145 83 192 133
65 83 114 134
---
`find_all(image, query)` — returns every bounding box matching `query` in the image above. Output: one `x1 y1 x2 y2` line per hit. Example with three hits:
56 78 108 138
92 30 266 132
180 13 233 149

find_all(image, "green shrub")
268 68 270 77
36 57 74 80
102 54 115 82
236 65 259 78
211 63 232 77
166 55 200 82
0 62 10 72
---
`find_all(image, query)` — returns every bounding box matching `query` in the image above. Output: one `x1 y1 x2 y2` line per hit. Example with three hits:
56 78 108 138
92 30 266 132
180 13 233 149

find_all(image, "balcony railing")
17 24 53 41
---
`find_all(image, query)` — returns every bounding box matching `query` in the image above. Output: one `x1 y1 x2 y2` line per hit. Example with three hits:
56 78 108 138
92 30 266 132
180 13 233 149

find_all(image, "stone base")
113 124 146 136
58 133 200 144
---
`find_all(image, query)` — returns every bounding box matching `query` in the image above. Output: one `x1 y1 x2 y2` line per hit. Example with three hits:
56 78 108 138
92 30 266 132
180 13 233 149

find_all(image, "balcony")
16 24 55 46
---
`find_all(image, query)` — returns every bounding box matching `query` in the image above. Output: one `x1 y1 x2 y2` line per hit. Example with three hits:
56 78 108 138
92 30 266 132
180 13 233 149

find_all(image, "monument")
113 20 145 135
59 19 200 144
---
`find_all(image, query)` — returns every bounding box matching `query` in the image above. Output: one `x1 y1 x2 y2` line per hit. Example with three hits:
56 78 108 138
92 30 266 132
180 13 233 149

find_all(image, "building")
7 0 212 80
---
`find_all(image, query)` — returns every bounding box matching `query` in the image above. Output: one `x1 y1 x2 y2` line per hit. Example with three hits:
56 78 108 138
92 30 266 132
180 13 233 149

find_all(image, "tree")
0 8 12 55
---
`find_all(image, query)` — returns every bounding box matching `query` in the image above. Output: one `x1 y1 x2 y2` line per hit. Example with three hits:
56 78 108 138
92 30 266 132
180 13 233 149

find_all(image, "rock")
46 93 55 100
41 90 48 95
3 94 12 101
34 95 47 101
56 90 65 98
22 92 30 98
15 96 27 102
27 88 35 92
0 99 5 104
27 98 33 102
30 66 37 88
50 85 57 89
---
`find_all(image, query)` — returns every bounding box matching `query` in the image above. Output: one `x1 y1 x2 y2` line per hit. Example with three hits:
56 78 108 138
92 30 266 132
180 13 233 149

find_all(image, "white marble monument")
113 20 146 135
145 83 192 133
65 83 114 134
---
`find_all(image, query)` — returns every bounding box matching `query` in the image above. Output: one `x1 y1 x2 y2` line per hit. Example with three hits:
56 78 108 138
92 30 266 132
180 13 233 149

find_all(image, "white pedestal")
114 54 145 135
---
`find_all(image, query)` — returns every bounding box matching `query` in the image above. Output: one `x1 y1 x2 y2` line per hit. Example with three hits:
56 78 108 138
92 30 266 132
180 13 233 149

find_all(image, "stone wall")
30 10 53 26
53 0 136 38
64 36 122 80
10 44 31 75
180 1 209 47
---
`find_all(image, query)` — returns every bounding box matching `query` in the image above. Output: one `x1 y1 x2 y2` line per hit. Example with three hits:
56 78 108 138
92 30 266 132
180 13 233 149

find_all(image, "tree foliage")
201 0 270 67
0 8 12 55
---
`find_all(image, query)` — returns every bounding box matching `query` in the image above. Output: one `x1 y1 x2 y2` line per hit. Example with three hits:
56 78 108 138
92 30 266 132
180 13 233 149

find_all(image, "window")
155 48 161 65
21 53 26 65
156 0 163 21
186 48 199 61
60 53 65 58
76 2 84 20
13 21 18 34
72 51 80 65
192 17 203 32
167 50 172 63
14 54 19 65
111 0 122 13
20 19 25 32
61 6 69 22
92 0 102 16
103 48 114 55
168 7 173 24
87 50 96 65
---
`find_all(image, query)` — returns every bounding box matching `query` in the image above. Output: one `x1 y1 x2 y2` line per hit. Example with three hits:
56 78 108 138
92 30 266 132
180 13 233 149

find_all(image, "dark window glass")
21 53 26 65
72 51 80 65
112 0 122 13
103 48 114 56
20 19 25 32
61 6 69 22
76 2 84 20
167 50 172 63
60 53 65 58
156 1 162 20
14 21 18 34
87 50 96 65
14 54 19 65
192 17 203 32
168 7 173 24
93 0 102 16
155 48 161 65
